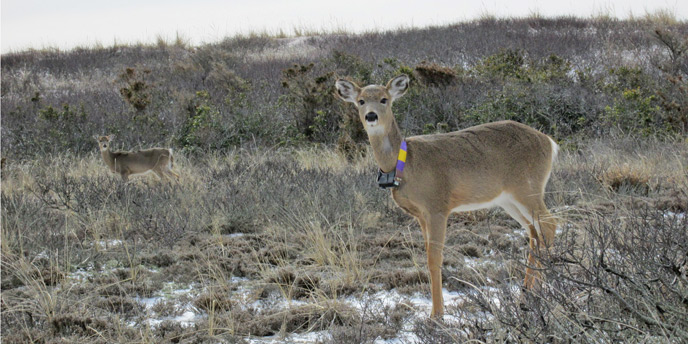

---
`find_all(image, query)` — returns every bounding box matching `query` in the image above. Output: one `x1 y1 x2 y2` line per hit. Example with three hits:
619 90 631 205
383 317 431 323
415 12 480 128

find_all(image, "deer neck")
101 149 116 171
368 119 403 173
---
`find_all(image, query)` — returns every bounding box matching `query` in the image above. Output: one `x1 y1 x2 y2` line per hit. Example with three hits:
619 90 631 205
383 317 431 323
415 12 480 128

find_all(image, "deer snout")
365 112 378 122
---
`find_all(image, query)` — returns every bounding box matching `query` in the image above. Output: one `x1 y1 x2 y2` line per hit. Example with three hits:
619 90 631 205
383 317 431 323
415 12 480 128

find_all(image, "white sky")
1 0 686 54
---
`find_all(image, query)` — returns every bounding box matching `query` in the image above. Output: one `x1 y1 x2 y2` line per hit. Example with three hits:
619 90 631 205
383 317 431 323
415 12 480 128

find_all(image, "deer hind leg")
425 213 447 318
501 201 539 288
510 195 557 289
156 168 178 182
165 167 180 181
152 168 166 180
152 160 178 182
167 170 180 180
162 156 180 181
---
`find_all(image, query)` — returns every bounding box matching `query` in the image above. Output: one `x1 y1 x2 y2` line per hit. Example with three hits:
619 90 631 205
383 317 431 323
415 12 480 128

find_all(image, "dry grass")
2 139 687 342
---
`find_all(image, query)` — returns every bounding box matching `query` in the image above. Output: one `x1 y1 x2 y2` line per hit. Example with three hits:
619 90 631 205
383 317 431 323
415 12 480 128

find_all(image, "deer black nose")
365 112 378 122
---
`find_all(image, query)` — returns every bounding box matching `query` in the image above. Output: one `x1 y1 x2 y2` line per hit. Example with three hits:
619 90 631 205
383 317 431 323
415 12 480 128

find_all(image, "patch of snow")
170 311 198 326
346 289 405 312
224 233 246 238
463 256 482 268
343 286 504 343
134 282 201 328
147 310 200 328
506 227 526 240
34 250 50 260
230 276 249 283
69 267 95 281
664 211 685 222
244 290 310 313
95 239 123 248
137 296 162 310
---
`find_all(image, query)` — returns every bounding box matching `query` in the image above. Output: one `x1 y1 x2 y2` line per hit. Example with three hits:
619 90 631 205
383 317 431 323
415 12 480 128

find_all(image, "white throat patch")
382 136 392 153
366 121 385 136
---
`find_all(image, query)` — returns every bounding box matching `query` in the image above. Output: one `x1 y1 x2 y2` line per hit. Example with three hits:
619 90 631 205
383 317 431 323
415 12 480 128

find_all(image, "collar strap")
377 140 407 189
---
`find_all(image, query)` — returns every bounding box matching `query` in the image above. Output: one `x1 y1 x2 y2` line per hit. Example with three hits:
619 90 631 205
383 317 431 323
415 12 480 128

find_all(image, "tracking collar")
377 140 407 189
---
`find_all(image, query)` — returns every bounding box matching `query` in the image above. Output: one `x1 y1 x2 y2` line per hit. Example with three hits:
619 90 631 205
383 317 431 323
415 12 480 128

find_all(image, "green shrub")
178 91 226 151
658 75 688 134
653 28 688 135
330 50 373 85
465 83 592 138
38 103 85 122
601 67 671 136
475 49 527 80
281 63 343 143
37 103 92 153
532 54 573 82
605 66 652 93
603 87 663 136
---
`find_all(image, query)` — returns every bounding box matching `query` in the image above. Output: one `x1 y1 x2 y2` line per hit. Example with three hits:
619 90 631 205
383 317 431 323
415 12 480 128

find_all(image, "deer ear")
107 135 114 141
334 79 360 103
386 75 409 101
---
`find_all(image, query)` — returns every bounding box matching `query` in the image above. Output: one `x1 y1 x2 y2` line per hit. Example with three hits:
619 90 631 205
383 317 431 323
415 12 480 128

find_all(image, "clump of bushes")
475 48 528 80
596 163 652 194
3 102 95 155
330 50 373 85
118 67 151 112
2 18 687 161
411 204 688 343
281 63 339 142
38 103 90 151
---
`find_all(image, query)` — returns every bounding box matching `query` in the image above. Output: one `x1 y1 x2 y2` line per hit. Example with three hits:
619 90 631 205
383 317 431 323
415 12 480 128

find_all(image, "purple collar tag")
394 140 407 183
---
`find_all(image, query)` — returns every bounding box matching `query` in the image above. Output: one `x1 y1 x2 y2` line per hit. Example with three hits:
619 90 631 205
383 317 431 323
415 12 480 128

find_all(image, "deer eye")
380 98 388 104
358 99 365 106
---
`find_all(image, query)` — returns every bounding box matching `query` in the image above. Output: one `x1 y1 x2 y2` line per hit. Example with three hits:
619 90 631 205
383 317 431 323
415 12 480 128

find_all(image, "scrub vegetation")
2 13 687 343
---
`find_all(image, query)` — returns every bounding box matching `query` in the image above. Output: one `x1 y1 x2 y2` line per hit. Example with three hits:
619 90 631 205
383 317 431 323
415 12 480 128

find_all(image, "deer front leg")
416 217 428 253
426 213 447 318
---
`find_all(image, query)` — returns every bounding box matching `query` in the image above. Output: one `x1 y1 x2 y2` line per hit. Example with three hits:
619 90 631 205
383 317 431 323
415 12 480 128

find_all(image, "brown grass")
2 139 687 342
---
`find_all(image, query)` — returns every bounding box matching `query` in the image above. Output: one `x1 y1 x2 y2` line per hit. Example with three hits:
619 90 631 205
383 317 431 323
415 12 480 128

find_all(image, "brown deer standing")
95 135 179 182
335 75 558 318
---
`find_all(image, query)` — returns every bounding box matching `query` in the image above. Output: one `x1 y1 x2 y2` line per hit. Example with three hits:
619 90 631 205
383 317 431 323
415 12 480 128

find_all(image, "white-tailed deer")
95 135 179 182
335 75 558 318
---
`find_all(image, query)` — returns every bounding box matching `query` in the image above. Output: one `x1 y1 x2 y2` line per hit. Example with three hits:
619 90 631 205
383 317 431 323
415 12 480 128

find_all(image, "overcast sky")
1 0 686 53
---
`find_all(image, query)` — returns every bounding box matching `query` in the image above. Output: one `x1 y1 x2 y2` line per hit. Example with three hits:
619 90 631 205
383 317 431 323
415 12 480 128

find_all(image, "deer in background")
95 135 179 182
335 75 558 318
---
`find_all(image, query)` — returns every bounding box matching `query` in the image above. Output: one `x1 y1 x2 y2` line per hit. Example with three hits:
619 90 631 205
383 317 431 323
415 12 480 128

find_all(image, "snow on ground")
67 256 508 342
134 283 199 327
664 211 685 222
245 286 503 344
95 239 123 248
